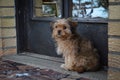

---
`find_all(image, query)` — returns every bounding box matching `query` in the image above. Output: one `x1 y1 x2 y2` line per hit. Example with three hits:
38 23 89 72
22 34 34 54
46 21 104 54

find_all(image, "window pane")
72 0 108 18
33 0 62 18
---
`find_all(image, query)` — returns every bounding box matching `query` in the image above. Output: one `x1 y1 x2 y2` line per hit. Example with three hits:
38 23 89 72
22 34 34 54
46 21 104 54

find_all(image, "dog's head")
50 19 78 39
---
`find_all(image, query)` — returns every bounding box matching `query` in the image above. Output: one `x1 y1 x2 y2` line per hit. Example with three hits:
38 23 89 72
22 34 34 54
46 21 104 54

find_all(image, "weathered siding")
0 0 16 57
108 1 120 80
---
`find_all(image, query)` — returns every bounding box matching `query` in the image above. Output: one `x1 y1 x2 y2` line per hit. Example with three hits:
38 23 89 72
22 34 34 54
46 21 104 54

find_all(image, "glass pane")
72 0 108 18
33 0 62 18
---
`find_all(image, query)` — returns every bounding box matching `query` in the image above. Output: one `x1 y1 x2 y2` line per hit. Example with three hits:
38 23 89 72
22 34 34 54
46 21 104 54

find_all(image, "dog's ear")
70 21 78 27
67 19 78 34
67 19 78 27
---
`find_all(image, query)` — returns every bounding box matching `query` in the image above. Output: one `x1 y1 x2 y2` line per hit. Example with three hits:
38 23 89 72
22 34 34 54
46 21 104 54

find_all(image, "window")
33 0 62 18
33 0 108 21
72 0 108 19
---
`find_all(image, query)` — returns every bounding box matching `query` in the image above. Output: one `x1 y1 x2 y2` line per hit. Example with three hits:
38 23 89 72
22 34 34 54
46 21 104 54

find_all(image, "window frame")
31 0 108 23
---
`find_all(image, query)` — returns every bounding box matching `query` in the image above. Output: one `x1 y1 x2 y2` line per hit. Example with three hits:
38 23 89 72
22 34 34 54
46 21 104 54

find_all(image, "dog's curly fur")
50 19 99 72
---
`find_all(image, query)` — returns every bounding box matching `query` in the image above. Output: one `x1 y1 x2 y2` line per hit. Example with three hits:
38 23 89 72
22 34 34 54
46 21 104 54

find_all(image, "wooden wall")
0 0 16 57
108 0 120 80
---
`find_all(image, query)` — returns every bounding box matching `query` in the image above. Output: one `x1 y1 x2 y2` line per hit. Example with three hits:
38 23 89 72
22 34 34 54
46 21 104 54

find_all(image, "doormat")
0 60 91 80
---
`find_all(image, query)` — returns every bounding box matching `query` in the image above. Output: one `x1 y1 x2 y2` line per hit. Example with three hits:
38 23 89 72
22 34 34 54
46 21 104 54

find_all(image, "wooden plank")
0 8 15 16
23 52 64 63
108 70 120 80
34 8 42 17
2 38 16 47
108 22 120 36
34 0 42 7
1 18 15 27
109 54 120 68
0 49 3 57
109 38 120 52
0 0 14 6
109 0 120 2
0 27 2 38
0 39 2 48
2 28 16 37
3 48 16 55
109 5 120 19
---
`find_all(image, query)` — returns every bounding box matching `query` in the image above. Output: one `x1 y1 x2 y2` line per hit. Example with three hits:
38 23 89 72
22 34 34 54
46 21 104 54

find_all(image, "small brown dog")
50 19 99 73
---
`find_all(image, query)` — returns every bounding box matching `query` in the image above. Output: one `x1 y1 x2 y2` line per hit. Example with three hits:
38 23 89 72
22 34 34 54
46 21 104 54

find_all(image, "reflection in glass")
33 0 62 18
72 0 108 18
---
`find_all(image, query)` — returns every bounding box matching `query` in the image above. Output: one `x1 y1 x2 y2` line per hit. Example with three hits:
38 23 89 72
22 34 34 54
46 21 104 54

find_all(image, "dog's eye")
63 26 67 29
55 26 57 28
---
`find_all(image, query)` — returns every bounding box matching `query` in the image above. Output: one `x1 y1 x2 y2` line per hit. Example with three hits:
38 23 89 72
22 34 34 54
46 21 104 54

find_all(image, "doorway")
15 0 108 68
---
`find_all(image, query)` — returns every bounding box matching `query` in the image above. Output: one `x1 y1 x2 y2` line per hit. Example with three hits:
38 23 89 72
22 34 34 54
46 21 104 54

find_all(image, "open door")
15 0 108 67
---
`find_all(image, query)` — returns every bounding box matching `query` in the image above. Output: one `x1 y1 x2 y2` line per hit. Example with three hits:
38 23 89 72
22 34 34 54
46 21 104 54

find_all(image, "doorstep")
2 53 107 80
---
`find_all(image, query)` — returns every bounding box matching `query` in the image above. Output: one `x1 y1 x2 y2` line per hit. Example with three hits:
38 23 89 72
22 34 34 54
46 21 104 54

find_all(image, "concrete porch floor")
2 53 107 80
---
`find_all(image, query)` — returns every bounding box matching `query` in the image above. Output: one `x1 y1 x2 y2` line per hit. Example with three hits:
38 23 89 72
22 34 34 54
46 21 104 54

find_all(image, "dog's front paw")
56 48 62 55
60 64 65 68
60 64 70 71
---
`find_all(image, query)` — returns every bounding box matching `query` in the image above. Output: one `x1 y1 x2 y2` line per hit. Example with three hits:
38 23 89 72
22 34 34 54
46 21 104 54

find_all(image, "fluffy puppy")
50 19 99 73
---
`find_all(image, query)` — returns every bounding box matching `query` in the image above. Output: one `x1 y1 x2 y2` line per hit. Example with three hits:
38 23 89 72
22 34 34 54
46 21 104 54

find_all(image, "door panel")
27 21 108 66
27 22 58 57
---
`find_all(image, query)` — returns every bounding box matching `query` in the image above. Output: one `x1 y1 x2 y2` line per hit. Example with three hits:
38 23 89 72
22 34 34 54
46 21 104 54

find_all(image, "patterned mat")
0 60 90 80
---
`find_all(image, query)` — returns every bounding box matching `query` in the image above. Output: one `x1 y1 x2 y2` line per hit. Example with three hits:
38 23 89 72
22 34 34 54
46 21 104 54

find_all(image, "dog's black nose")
58 30 61 35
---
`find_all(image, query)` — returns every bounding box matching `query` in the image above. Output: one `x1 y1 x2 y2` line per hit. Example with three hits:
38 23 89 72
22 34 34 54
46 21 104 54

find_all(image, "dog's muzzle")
58 30 61 35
